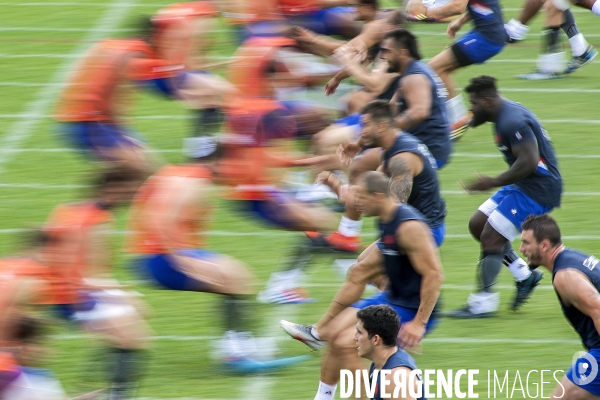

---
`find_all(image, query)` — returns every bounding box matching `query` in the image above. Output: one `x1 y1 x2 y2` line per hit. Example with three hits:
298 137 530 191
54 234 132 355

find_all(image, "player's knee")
479 226 508 252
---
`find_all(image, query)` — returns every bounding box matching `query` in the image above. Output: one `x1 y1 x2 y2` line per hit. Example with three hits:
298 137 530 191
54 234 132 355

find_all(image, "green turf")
2 0 600 398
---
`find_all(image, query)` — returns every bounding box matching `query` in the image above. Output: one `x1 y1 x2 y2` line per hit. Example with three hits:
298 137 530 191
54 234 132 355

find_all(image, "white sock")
445 95 468 126
314 382 337 400
593 0 600 16
223 331 246 359
280 269 303 290
338 216 362 237
507 258 532 282
569 33 589 57
311 326 321 340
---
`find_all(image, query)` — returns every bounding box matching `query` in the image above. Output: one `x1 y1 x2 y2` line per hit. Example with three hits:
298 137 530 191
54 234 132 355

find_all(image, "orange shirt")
278 0 320 14
54 39 179 123
126 165 213 254
43 202 113 304
152 1 218 68
222 0 282 25
227 36 297 97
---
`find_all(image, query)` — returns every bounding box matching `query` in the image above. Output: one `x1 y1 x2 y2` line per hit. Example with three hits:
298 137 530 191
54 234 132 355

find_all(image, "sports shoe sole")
223 355 309 374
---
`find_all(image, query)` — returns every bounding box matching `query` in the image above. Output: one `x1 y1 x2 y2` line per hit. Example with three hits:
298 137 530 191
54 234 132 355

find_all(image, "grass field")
2 0 600 398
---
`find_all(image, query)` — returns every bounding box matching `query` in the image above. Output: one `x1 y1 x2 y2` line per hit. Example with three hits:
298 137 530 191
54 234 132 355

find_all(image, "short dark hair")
93 167 142 190
464 75 498 98
521 214 562 247
360 100 394 124
360 171 390 197
6 314 46 343
383 28 420 60
358 0 379 8
387 10 406 27
357 305 400 347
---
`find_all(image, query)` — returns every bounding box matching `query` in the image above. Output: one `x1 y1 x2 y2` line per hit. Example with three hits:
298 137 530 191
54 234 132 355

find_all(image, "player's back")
54 39 155 122
467 0 505 44
153 1 218 69
43 202 113 304
126 164 214 254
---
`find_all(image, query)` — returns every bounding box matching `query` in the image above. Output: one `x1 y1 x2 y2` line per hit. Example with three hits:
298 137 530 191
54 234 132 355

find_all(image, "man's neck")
379 199 398 224
373 346 398 370
380 129 398 151
546 244 566 273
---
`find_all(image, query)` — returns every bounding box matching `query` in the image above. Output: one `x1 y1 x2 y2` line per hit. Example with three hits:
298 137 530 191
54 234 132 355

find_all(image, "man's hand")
405 0 428 18
291 26 316 43
446 18 463 39
334 45 363 67
463 173 498 192
325 77 341 96
337 142 361 166
398 320 426 350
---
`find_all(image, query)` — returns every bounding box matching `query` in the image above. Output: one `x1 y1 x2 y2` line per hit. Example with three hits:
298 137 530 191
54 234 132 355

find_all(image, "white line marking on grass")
0 229 599 240
0 27 133 32
50 333 581 345
0 0 138 176
0 2 164 6
2 148 600 159
2 183 599 197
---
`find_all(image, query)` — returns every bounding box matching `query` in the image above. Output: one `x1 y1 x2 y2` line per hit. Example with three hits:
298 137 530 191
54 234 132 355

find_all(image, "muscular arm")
397 220 443 346
425 0 470 19
554 268 600 335
315 245 385 331
493 140 539 186
466 138 539 192
392 74 432 131
387 152 423 202
344 61 399 94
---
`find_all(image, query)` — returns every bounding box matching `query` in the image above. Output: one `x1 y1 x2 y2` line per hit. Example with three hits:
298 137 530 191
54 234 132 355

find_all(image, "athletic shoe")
564 46 598 74
305 231 360 253
444 305 495 319
518 71 564 80
280 320 324 351
223 355 309 374
257 287 315 304
406 13 439 22
511 269 543 310
504 19 529 43
449 115 471 142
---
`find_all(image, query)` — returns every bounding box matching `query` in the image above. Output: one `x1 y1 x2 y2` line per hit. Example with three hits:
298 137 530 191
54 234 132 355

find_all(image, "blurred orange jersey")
221 97 298 200
54 39 180 123
152 1 218 68
227 36 297 97
278 0 320 14
0 259 53 306
43 202 113 304
222 0 282 25
126 165 214 254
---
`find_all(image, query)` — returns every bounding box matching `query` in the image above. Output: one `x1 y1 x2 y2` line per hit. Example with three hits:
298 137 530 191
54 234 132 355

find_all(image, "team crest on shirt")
383 234 395 245
583 256 599 271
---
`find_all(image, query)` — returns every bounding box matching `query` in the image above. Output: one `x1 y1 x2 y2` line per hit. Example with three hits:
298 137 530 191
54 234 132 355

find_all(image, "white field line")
0 229 598 241
0 183 598 197
1 113 600 125
0 2 163 5
0 0 138 176
49 333 581 345
1 148 600 160
4 81 600 95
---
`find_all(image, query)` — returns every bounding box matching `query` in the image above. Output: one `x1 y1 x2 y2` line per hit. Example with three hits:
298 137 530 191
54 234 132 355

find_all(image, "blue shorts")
451 30 504 66
57 121 141 160
235 21 289 44
486 185 553 231
147 71 189 98
135 249 219 291
241 189 306 229
566 348 600 396
288 7 355 36
353 291 439 333
54 292 97 321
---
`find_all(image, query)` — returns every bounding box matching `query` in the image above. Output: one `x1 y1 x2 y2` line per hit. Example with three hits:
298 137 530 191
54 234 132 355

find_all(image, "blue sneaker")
565 46 598 74
223 355 309 374
512 269 543 310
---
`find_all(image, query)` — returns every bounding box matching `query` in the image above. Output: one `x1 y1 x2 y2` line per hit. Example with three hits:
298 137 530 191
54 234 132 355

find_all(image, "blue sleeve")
503 121 537 148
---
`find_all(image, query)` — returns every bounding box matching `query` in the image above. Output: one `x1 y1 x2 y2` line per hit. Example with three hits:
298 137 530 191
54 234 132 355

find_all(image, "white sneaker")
280 320 324 351
467 292 500 314
505 19 530 42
